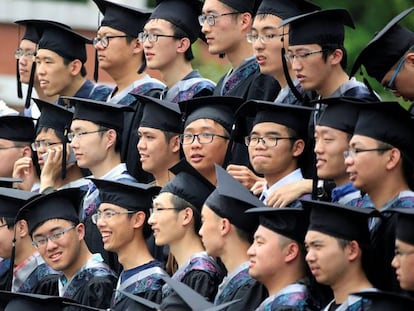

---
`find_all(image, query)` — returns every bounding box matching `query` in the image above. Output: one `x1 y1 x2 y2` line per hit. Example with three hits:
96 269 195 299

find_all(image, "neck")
34 82 59 103
273 67 295 89
265 266 305 296
317 69 349 98
118 235 154 270
169 233 204 267
15 237 36 266
226 41 254 69
60 76 87 97
265 165 298 189
152 157 180 186
333 174 351 187
220 237 250 274
160 59 193 88
331 267 372 304
368 178 410 210
108 61 146 95
89 152 122 178
64 242 92 280
54 166 85 189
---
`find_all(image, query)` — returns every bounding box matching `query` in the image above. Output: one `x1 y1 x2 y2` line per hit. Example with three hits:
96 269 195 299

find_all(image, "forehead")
349 134 379 146
202 204 217 218
98 202 126 212
36 128 60 140
71 119 98 130
36 49 63 60
184 118 224 132
314 125 347 137
202 0 228 13
288 44 321 52
305 230 332 243
19 39 37 50
33 218 72 234
252 14 282 30
256 225 279 241
97 26 125 36
144 19 173 32
153 192 173 205
0 138 13 145
138 126 165 136
251 122 289 134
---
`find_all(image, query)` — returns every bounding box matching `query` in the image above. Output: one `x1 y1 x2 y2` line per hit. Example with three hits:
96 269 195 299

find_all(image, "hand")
266 179 313 207
40 146 63 191
12 156 37 191
226 164 263 190
250 179 266 196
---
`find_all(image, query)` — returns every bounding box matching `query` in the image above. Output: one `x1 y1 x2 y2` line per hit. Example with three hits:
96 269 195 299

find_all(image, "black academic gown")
112 289 163 311
219 279 268 311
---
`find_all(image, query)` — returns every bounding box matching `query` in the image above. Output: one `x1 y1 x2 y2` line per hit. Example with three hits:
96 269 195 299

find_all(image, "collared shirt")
260 169 304 204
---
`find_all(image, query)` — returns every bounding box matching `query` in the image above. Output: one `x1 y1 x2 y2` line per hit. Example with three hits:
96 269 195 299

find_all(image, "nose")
201 20 210 34
137 138 145 151
147 212 156 225
305 249 315 263
391 255 399 269
314 139 323 154
247 243 255 256
45 238 58 251
252 38 265 51
344 154 353 167
291 57 302 72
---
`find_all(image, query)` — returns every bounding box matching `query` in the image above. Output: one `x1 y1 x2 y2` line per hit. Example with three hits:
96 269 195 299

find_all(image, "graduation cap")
0 177 23 188
0 187 39 221
256 0 320 20
0 115 35 142
390 208 414 246
179 96 244 134
315 97 367 135
133 94 182 133
16 188 83 235
205 165 265 234
161 159 216 211
234 100 313 143
89 178 160 212
0 290 107 311
280 8 355 46
350 7 414 81
150 0 203 43
301 199 377 244
218 0 256 15
353 101 414 161
351 289 414 311
62 96 132 131
93 0 151 37
246 207 309 242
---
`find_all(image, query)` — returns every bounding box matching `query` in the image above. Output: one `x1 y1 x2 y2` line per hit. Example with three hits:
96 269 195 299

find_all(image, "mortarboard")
391 208 414 245
301 199 377 244
62 96 132 131
16 188 83 235
0 116 35 142
350 7 414 82
133 94 182 133
205 165 265 234
93 0 151 37
161 159 216 211
315 97 366 135
179 96 244 134
0 178 23 188
234 100 313 142
280 8 355 46
256 0 320 20
0 188 39 221
218 0 255 15
246 207 309 242
351 290 414 311
353 101 414 160
89 178 160 212
150 0 203 43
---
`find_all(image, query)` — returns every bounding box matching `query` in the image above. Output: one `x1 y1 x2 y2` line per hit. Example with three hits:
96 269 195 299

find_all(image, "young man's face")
314 125 350 186
18 39 37 85
201 0 246 55
305 230 349 286
35 128 63 169
251 15 286 76
32 218 83 278
0 138 26 178
0 220 13 259
392 239 414 291
143 19 182 71
199 205 223 257
137 127 179 176
35 49 74 97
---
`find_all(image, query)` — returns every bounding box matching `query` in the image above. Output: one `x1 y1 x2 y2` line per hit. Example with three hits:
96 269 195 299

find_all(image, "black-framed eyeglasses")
15 48 36 60
245 136 296 147
284 50 325 63
394 248 414 257
32 226 76 249
93 35 130 49
383 56 405 93
67 129 108 142
91 210 136 224
179 133 229 145
198 12 240 26
343 147 392 159
149 207 179 215
246 33 284 44
31 140 61 151
138 32 181 43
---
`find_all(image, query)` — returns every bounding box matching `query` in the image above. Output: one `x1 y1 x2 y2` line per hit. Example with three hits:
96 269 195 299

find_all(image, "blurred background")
1 0 413 108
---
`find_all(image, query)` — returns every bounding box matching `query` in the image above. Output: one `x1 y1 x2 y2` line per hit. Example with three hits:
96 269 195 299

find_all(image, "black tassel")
25 61 36 109
93 49 99 82
61 127 68 180
16 60 23 99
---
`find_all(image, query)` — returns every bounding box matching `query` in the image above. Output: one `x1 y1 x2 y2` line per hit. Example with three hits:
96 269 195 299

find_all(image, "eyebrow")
33 226 63 238
250 130 284 136
184 126 216 132
305 239 324 247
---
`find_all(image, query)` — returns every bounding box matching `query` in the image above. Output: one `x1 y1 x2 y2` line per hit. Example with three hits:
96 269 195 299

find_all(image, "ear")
132 211 147 229
330 48 343 66
181 207 194 226
76 223 85 241
385 148 401 171
405 52 414 66
240 12 252 32
220 218 232 237
346 240 361 262
105 129 117 150
284 241 300 263
176 38 191 55
69 59 83 76
16 220 29 238
292 139 305 157
170 135 181 153
21 145 32 158
132 39 143 55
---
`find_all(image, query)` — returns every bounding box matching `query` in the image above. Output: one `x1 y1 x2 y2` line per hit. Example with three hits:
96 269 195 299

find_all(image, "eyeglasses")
383 56 405 93
198 12 239 26
15 48 36 60
394 248 414 257
32 226 76 249
246 33 284 44
149 207 178 215
67 129 108 142
244 136 296 147
0 145 23 151
91 210 136 224
179 133 229 145
343 147 392 159
137 32 181 43
284 50 325 63
31 140 61 151
92 35 130 49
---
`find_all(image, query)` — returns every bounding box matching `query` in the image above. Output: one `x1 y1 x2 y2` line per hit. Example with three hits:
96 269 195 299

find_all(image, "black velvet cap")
219 0 255 14
16 188 83 235
34 98 73 136
350 7 414 81
161 159 215 211
205 165 265 234
353 101 414 159
24 19 90 63
351 290 414 311
315 97 366 134
280 8 355 46
246 207 309 242
180 96 244 134
94 0 151 37
133 94 181 133
0 178 23 188
150 0 203 43
90 178 160 212
301 199 377 244
234 100 313 142
256 0 320 20
0 116 35 142
14 20 40 43
392 208 414 245
63 96 132 131
0 188 38 221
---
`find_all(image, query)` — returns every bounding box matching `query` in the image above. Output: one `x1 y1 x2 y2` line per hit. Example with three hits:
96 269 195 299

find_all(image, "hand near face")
12 156 37 191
